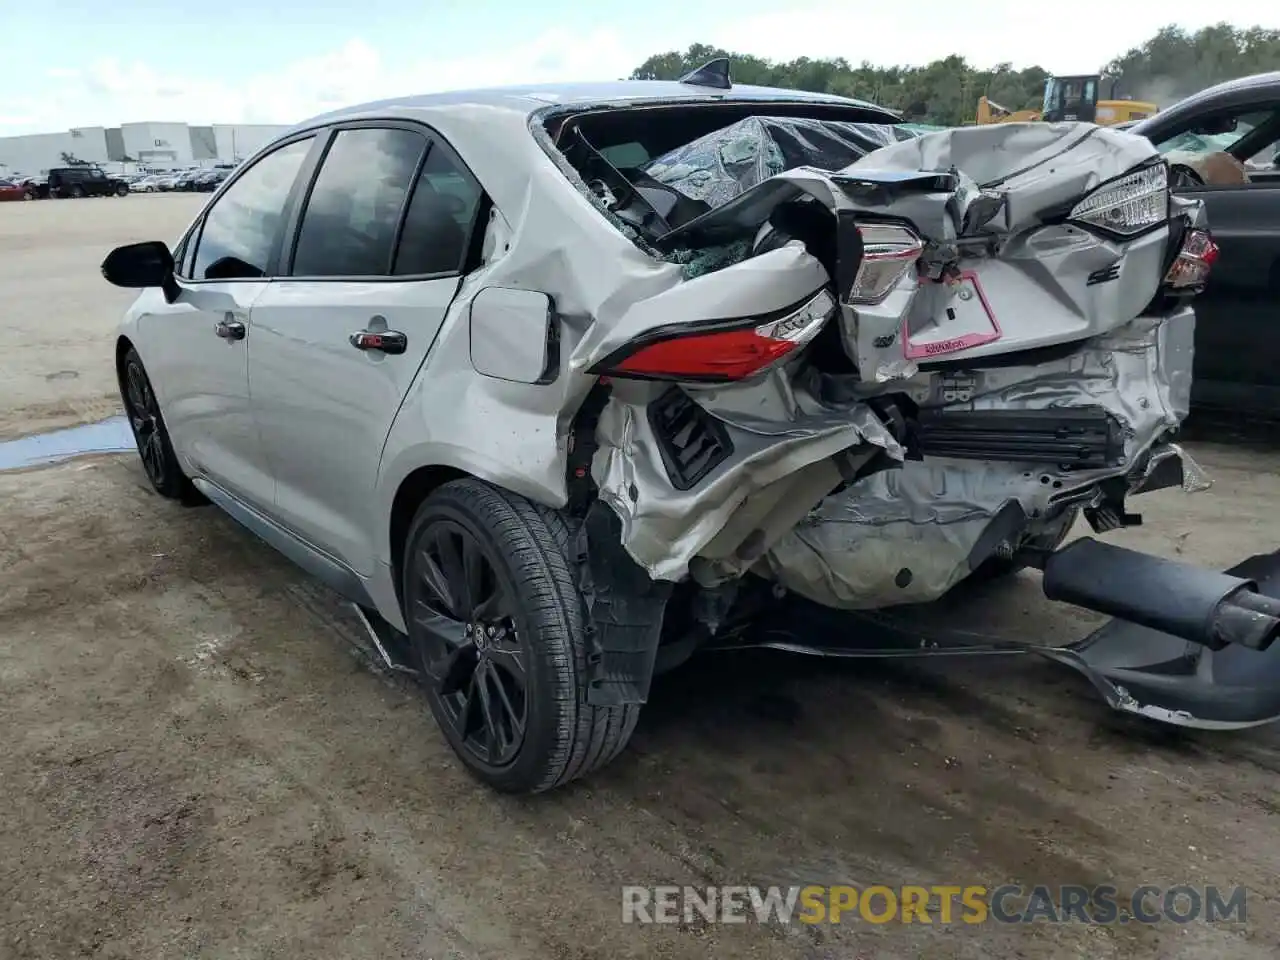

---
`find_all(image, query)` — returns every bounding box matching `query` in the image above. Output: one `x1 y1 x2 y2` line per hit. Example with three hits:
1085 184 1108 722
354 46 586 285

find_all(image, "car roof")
1131 72 1280 138
294 79 900 129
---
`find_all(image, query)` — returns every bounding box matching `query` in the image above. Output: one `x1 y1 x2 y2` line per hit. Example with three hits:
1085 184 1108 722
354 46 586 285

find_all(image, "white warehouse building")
0 121 292 177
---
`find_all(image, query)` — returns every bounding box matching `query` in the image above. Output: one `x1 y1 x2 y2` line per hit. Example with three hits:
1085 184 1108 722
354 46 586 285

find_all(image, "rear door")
245 121 486 574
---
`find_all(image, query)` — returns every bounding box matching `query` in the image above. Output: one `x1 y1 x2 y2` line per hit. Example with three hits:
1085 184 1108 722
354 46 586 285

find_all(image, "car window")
392 143 484 276
1155 107 1280 188
191 137 313 281
290 127 426 278
599 141 649 168
1154 110 1270 157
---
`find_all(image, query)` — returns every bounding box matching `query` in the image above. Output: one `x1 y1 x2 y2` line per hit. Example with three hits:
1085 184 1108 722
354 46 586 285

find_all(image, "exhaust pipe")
1038 538 1280 652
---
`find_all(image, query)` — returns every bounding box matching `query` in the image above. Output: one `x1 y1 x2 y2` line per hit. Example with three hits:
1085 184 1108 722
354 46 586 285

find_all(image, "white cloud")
2 30 641 136
3 2 1278 137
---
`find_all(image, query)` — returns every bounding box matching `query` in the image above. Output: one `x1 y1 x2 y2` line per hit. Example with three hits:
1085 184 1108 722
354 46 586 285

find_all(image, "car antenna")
677 57 732 90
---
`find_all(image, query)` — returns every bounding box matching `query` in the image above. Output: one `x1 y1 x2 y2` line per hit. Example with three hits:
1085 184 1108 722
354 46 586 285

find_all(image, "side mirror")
101 240 181 303
468 287 558 384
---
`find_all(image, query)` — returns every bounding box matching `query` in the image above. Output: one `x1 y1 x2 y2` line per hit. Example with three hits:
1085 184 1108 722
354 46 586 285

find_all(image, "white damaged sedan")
101 59 1280 794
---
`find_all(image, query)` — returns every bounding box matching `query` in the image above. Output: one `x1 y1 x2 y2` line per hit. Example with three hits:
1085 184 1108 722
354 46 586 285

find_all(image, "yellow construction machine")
976 74 1158 126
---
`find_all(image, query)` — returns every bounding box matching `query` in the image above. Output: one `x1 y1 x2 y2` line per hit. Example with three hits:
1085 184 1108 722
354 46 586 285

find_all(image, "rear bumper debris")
711 548 1280 731
754 307 1201 609
1046 549 1280 728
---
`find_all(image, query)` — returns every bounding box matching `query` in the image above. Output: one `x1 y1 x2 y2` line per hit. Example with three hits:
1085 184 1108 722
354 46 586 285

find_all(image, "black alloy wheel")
118 347 201 503
123 355 167 489
402 480 641 793
409 517 529 769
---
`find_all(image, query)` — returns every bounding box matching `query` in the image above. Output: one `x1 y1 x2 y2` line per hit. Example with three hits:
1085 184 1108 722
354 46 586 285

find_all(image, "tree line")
629 24 1280 127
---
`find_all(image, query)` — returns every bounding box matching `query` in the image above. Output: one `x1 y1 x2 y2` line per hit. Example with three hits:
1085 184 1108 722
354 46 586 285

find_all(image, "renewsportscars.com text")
621 884 1248 925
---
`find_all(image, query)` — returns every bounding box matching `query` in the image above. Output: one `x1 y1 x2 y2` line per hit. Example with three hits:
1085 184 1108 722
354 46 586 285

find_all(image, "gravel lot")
2 194 1279 960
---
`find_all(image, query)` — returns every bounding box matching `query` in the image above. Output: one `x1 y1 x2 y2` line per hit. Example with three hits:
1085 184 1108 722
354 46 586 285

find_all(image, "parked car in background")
130 175 164 193
44 166 130 198
17 175 48 199
174 169 212 191
1129 71 1280 417
150 173 181 191
0 178 29 201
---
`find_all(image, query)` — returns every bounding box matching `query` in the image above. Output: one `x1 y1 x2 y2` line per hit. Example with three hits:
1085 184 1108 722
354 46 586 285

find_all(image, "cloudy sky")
2 0 1278 137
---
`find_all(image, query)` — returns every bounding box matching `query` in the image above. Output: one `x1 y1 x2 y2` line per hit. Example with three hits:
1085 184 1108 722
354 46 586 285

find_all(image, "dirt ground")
0 193 204 440
2 196 1279 960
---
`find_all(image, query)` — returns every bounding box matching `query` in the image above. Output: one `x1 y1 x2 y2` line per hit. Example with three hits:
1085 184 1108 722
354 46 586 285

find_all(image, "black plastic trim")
647 389 734 491
575 500 673 706
915 407 1125 469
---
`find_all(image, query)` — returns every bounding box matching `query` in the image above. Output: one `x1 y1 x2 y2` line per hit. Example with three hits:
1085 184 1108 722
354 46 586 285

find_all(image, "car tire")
118 346 203 505
69 185 84 199
116 184 128 197
23 190 34 200
402 479 639 794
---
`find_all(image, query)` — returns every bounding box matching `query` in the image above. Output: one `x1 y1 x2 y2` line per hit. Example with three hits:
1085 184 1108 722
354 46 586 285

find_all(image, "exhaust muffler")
1038 537 1280 652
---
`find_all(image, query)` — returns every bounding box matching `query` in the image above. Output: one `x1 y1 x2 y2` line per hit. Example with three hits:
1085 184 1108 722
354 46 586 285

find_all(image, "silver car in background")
102 63 1276 794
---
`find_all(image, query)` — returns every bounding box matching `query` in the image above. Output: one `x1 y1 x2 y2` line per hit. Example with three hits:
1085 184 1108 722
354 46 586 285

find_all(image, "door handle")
349 328 407 355
214 314 246 340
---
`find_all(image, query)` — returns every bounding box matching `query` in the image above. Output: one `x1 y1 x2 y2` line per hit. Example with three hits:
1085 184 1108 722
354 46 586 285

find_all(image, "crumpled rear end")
762 305 1205 608
568 119 1215 609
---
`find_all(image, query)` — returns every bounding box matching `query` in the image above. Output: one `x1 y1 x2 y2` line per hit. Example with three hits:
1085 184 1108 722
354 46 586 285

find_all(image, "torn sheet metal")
630 122 1172 385
570 124 1201 592
758 307 1205 609
847 121 1157 204
592 384 902 582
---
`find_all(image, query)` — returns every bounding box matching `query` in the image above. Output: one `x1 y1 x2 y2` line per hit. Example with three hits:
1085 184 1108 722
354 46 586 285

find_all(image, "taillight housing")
588 288 836 383
1067 160 1169 240
1164 228 1218 290
846 223 923 304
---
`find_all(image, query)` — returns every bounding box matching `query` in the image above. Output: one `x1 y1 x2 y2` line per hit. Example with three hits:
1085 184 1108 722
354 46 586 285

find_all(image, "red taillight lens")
590 288 836 383
611 328 796 380
1164 228 1218 290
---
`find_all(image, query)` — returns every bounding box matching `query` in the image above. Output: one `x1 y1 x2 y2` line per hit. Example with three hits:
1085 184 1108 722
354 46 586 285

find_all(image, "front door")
245 123 486 574
140 134 319 511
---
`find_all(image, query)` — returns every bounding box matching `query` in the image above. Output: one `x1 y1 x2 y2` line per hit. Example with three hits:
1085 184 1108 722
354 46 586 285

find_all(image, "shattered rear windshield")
642 115 908 209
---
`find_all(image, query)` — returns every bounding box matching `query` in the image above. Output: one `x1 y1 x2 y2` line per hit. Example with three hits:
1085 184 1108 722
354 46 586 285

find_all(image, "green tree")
630 24 1280 126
